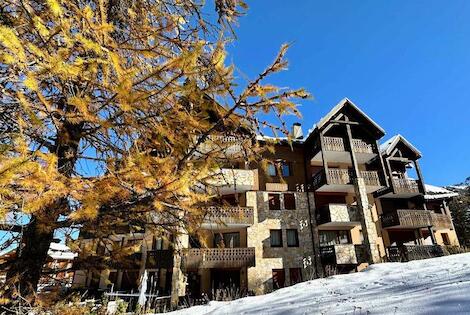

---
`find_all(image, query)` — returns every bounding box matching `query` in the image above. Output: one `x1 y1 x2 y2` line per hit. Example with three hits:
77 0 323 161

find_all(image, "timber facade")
72 98 460 307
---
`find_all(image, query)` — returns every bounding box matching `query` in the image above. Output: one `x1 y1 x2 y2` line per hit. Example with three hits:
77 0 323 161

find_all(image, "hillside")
167 253 470 315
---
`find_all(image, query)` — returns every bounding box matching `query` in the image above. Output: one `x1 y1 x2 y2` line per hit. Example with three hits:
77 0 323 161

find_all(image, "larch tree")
0 0 309 303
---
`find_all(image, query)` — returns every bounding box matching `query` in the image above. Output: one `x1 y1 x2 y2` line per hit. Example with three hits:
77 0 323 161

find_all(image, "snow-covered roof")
380 134 422 158
424 184 459 200
48 243 77 260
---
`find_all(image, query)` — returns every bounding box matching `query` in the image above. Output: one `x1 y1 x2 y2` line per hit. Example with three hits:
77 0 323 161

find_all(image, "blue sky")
225 1 470 186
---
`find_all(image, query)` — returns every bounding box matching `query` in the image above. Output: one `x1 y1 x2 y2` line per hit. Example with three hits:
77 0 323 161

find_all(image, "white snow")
48 242 77 260
424 184 459 200
167 253 470 315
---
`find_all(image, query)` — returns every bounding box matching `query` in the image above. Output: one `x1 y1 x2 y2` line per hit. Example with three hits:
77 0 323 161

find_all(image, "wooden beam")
319 131 329 184
413 160 426 194
345 122 359 178
330 119 361 125
376 140 389 187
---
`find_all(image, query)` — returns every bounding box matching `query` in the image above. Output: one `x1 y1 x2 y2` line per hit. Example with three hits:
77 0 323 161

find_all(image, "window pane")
319 231 336 246
337 231 350 244
281 162 291 177
287 229 299 247
289 268 302 285
272 269 285 290
267 164 277 176
284 193 296 210
268 194 281 210
224 232 240 248
270 230 282 247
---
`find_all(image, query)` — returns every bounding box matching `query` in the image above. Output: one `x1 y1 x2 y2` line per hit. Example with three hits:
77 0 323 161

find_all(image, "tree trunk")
6 116 83 303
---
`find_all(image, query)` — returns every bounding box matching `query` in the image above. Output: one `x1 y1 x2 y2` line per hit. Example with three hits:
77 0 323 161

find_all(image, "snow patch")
166 253 470 315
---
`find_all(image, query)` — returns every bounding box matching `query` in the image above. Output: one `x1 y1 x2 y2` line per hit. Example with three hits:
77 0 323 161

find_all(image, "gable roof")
380 134 422 158
305 98 385 142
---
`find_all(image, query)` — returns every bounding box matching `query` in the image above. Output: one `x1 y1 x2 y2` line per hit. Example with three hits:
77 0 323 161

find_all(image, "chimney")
291 123 303 139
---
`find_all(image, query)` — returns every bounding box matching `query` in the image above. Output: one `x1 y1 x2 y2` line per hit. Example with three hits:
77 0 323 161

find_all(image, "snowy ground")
167 253 470 315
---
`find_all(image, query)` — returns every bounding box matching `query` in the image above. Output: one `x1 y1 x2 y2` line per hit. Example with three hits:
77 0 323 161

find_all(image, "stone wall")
246 191 315 294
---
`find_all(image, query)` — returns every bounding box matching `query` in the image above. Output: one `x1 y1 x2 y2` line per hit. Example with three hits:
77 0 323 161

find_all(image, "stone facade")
246 191 315 294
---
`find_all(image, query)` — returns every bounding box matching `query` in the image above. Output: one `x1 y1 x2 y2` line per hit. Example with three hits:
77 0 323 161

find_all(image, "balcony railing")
204 206 254 225
317 204 361 225
146 249 174 269
385 245 465 262
320 244 357 265
322 137 375 154
392 178 420 194
381 209 432 228
327 169 353 185
382 209 453 230
183 247 255 269
360 170 381 186
354 244 369 263
312 169 381 190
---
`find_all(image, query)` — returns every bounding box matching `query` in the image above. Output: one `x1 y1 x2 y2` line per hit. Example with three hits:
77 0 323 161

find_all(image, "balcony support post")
319 132 329 185
376 140 389 187
427 226 437 245
413 160 426 194
345 123 359 179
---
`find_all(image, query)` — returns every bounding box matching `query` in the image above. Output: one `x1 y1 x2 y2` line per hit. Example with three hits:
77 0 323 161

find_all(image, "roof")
380 134 422 158
316 98 385 134
424 184 459 200
303 98 386 142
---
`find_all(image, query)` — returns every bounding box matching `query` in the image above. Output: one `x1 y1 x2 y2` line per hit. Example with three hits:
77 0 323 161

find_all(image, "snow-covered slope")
168 253 470 315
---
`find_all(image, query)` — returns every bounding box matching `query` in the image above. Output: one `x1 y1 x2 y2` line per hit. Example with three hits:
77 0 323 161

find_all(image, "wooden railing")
381 209 432 228
431 213 453 230
183 247 255 269
351 139 375 154
387 245 447 262
392 178 420 194
323 137 346 151
204 206 254 225
360 170 381 186
322 137 375 154
327 169 353 185
354 245 369 263
382 209 454 230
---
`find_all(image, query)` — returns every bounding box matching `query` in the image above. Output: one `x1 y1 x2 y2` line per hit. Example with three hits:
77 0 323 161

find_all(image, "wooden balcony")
323 137 375 154
202 206 254 227
183 247 255 269
320 244 358 265
386 245 453 262
392 178 421 195
146 249 174 269
311 169 382 193
317 204 361 227
197 135 244 156
382 209 453 230
381 209 432 229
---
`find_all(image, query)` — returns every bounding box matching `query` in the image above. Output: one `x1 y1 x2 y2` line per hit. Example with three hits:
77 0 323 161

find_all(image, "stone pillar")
170 232 189 308
354 178 380 263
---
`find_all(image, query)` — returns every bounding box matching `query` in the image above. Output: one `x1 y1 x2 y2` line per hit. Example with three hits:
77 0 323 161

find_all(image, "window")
268 193 281 210
319 230 351 246
284 193 296 210
214 232 240 248
152 237 163 250
270 230 283 247
441 233 451 245
272 269 285 290
281 162 292 177
267 163 277 176
287 229 299 247
289 268 302 285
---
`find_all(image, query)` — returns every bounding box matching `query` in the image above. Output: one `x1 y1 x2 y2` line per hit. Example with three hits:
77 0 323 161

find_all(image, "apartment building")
72 98 460 306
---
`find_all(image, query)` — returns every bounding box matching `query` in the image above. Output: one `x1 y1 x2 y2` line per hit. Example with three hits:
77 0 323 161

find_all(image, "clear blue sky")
225 0 470 186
